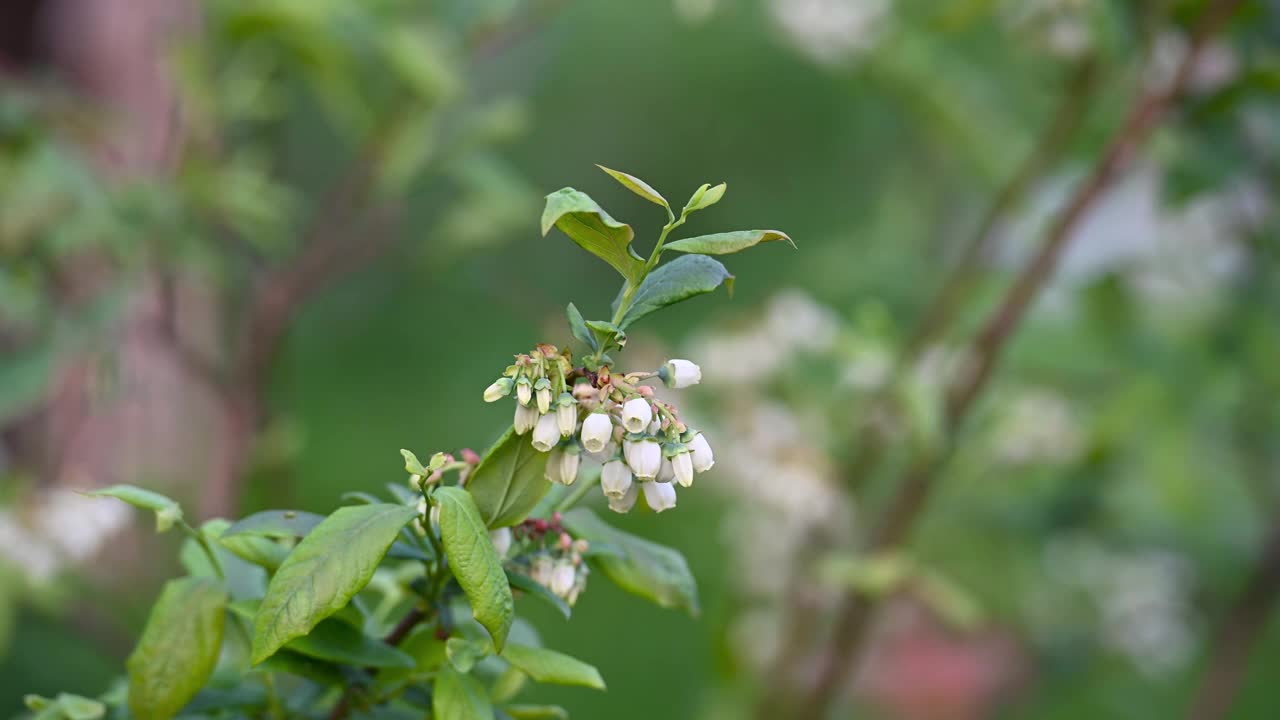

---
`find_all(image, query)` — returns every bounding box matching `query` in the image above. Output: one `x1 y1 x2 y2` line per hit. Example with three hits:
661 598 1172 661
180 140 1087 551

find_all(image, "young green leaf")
541 188 645 283
219 533 290 572
435 665 494 720
434 486 515 650
179 519 267 601
250 504 417 664
127 577 227 720
401 449 429 475
24 693 105 720
504 705 570 720
663 229 794 255
277 618 415 669
597 165 669 208
83 485 182 533
506 569 571 619
501 644 605 690
562 508 700 616
253 651 346 687
446 636 492 673
466 426 552 528
584 319 626 350
681 182 726 215
565 302 597 351
373 625 448 695
616 253 734 329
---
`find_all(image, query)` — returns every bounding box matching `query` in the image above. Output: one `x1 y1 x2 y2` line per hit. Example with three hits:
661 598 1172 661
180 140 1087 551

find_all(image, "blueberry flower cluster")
483 347 714 514
505 513 591 605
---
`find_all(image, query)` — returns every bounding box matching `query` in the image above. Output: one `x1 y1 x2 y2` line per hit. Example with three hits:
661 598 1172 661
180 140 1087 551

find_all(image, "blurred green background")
3 0 1279 718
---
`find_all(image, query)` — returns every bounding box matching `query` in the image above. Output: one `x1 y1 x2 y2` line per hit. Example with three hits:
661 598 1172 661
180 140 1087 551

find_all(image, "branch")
793 3 1244 717
1185 521 1280 719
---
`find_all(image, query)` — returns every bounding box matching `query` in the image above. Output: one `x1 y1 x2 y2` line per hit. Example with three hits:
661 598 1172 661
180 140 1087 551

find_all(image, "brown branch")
327 606 430 720
753 52 1102 720
792 3 1244 718
1186 521 1280 720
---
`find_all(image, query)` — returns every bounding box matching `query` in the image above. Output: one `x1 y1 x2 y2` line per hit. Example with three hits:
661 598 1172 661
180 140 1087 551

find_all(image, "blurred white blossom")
0 489 132 584
769 0 890 65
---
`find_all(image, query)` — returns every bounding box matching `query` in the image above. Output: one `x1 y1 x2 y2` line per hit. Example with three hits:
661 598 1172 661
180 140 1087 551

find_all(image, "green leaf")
218 533 290 572
434 666 494 720
223 509 325 539
663 229 794 255
597 165 668 208
127 577 227 720
446 636 492 673
506 569 571 619
435 486 515 651
616 254 734 329
83 485 182 532
565 303 596 351
179 519 266 601
467 427 552 528
504 704 570 720
584 319 626 350
501 644 605 690
562 508 699 616
24 694 105 720
278 619 415 669
681 182 725 215
250 504 417 664
541 188 644 283
401 449 428 475
253 651 345 687
374 625 448 694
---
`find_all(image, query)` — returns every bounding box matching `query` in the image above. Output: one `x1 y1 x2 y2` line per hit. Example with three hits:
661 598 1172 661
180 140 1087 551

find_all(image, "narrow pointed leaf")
681 182 725 214
127 577 227 720
541 188 644 282
251 504 417 664
663 229 794 255
565 303 596 351
616 254 734 329
467 426 552 528
563 508 699 616
84 485 182 532
501 644 605 690
435 486 515 651
597 165 668 208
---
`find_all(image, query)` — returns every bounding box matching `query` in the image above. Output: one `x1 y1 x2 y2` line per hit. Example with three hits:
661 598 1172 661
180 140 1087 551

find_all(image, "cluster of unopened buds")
499 513 592 605
484 344 714 514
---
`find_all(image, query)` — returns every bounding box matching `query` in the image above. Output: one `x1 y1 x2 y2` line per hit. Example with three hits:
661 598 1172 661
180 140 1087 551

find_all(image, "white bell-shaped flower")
484 377 513 402
642 481 677 513
607 480 639 513
601 459 633 499
550 560 576 597
671 449 695 488
662 359 702 389
556 394 578 436
490 527 513 557
560 449 580 486
545 448 565 484
531 413 560 452
656 457 674 483
621 398 653 434
530 555 554 586
623 438 662 479
516 377 533 406
514 403 539 435
580 412 613 453
689 432 715 472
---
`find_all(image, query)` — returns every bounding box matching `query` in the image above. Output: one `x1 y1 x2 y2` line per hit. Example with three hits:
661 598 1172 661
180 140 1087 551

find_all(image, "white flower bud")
621 398 653 434
516 377 533 406
671 449 694 488
623 438 661 480
556 394 577 436
689 432 714 472
484 377 514 402
607 480 639 513
550 561 576 597
514 403 539 434
560 449 580 486
642 481 677 513
531 555 554 586
532 412 560 452
490 527 513 557
429 504 441 536
601 459 633 499
656 458 674 483
536 387 552 414
648 416 661 435
662 359 702 389
580 412 613 453
545 448 565 484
